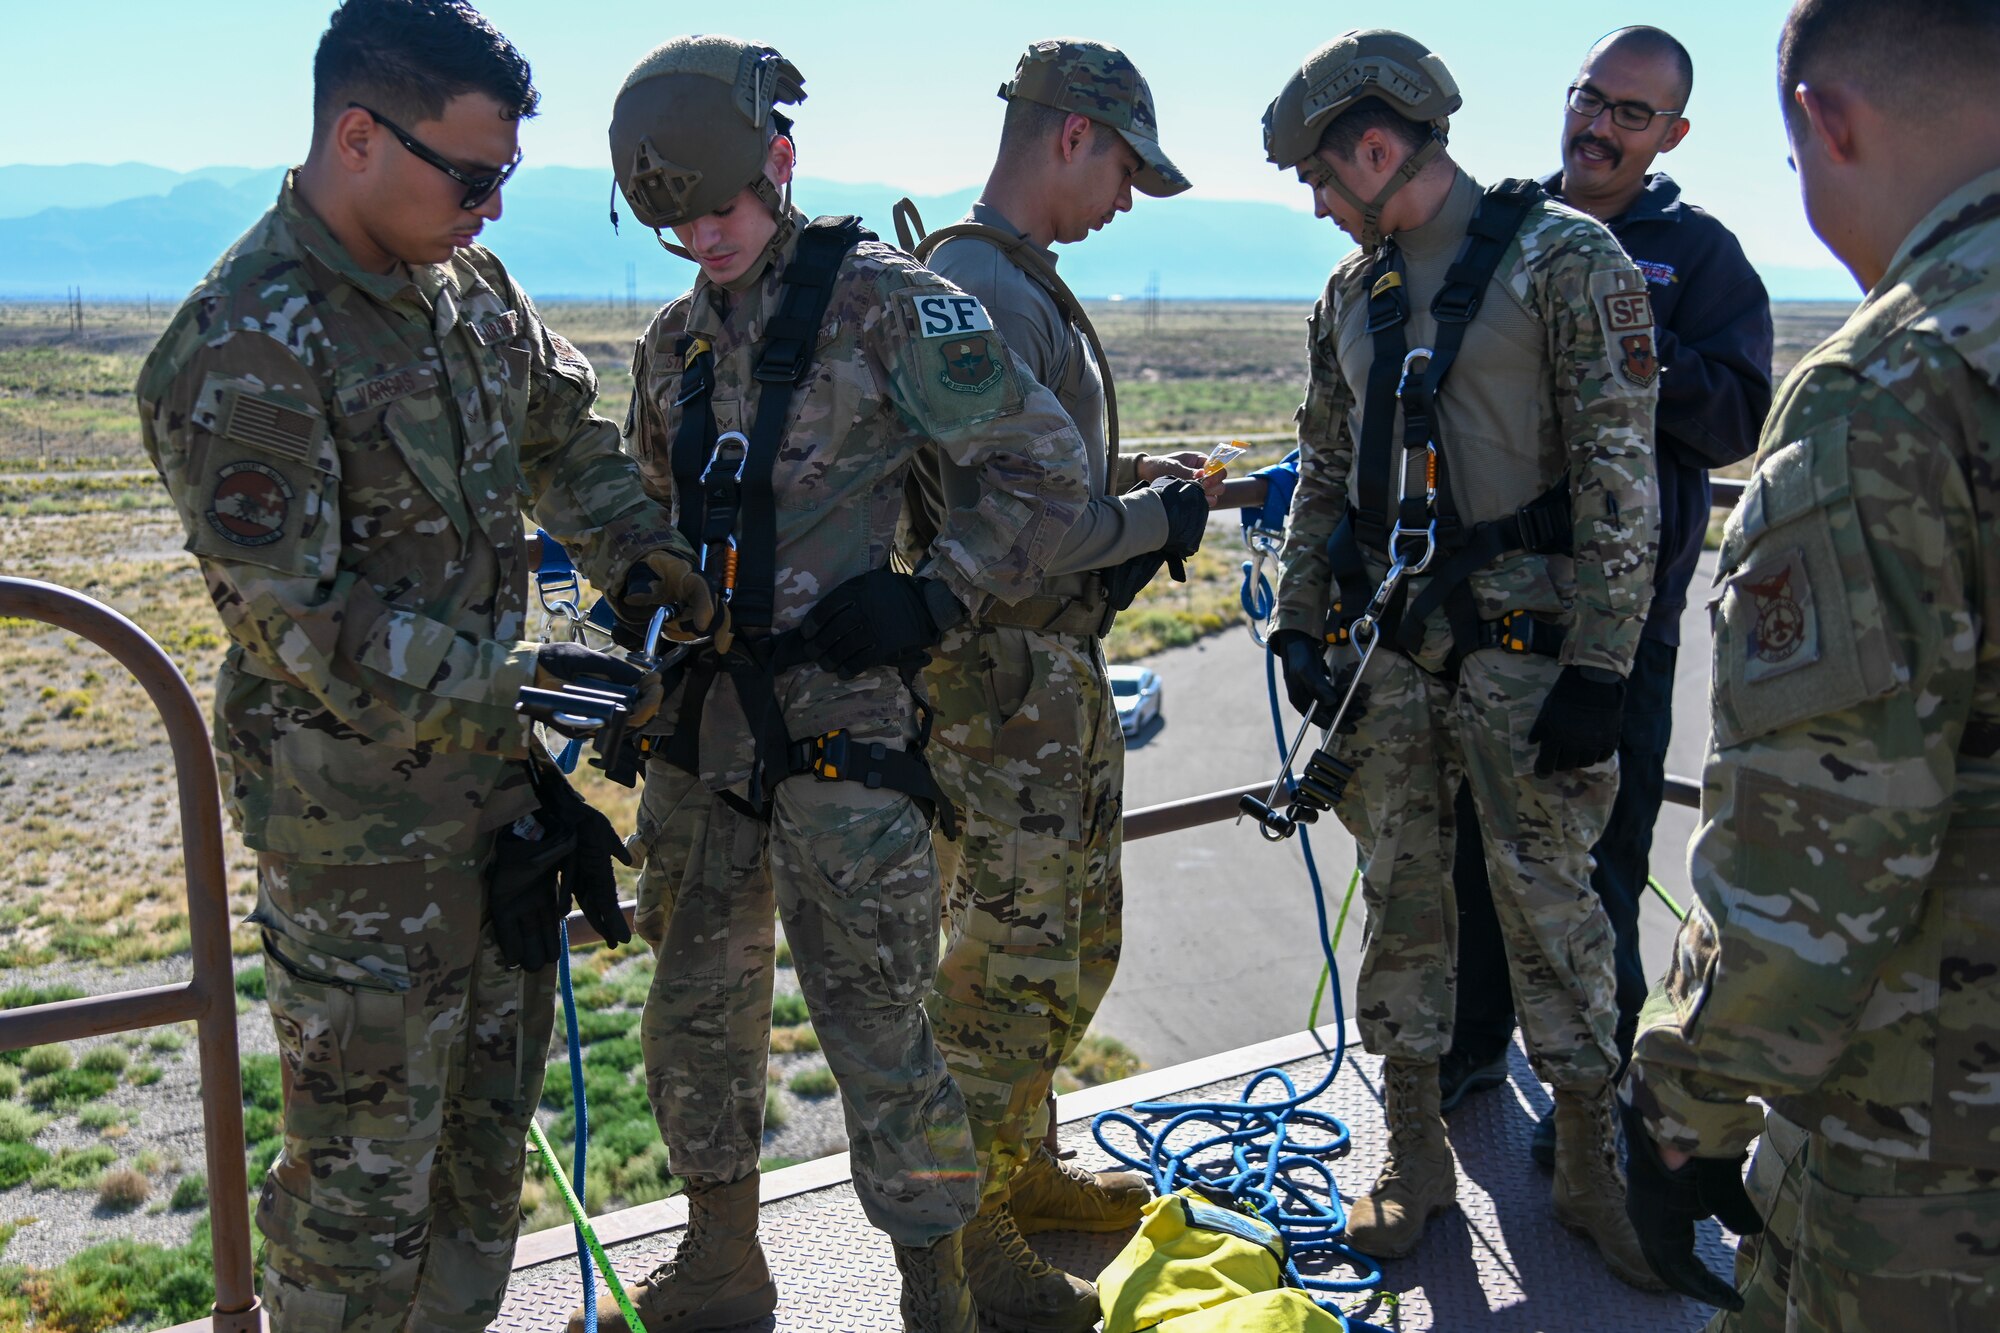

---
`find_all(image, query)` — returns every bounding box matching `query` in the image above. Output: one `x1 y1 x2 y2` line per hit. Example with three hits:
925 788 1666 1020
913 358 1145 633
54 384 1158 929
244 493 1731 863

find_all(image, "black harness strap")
1352 248 1412 552
1329 179 1575 674
653 215 957 834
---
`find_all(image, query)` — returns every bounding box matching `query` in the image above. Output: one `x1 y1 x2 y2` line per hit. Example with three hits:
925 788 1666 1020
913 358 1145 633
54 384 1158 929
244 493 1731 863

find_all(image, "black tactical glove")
1620 1100 1763 1311
800 569 966 678
615 549 731 655
1152 476 1211 563
1098 550 1170 612
485 811 578 973
529 761 635 952
1269 628 1342 728
533 642 663 729
1527 665 1625 778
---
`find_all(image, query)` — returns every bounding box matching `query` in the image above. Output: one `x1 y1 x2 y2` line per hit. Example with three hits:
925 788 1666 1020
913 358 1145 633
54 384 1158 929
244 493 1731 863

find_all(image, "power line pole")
626 262 637 316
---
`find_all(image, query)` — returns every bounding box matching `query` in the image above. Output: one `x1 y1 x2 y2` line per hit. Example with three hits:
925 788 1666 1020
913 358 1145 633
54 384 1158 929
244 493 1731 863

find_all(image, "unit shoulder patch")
937 334 1003 395
204 460 296 548
1738 546 1819 683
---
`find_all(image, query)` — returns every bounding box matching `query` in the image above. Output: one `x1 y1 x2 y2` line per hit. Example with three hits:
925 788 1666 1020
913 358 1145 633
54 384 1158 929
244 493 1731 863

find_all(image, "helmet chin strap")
651 176 798 287
1322 131 1446 251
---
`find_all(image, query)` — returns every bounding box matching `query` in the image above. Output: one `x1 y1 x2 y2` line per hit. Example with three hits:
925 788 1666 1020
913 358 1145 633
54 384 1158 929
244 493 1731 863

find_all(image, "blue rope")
556 919 596 1333
1089 635 1382 1327
1239 557 1275 625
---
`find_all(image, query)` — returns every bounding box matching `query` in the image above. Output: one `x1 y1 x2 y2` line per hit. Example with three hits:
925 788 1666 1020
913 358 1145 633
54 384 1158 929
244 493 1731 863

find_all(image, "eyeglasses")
1566 85 1681 133
349 102 520 210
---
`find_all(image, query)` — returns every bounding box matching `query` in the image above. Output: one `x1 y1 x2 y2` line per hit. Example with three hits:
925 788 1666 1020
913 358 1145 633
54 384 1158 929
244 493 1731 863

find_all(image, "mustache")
1569 131 1622 167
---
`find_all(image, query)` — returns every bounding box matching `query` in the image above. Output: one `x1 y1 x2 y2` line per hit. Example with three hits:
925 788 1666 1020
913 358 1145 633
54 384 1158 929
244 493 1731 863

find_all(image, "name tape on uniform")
910 292 995 339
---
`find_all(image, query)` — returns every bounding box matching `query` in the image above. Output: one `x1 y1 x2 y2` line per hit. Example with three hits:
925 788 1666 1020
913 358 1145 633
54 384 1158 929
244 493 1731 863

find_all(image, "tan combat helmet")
609 35 805 254
1000 38 1191 197
1262 29 1460 248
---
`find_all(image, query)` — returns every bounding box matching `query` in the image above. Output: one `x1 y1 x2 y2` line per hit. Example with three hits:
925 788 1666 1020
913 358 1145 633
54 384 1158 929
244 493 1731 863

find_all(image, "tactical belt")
1331 178 1571 678
654 215 956 836
978 590 1116 639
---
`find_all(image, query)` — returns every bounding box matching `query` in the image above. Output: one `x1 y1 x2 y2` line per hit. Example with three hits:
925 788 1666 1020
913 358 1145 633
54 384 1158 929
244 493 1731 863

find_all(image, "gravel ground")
0 955 274 1269
0 945 850 1275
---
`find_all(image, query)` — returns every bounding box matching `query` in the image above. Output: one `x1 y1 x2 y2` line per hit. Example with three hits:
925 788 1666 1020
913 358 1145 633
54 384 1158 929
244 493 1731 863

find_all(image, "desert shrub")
96 1167 149 1212
787 1067 836 1098
170 1174 207 1210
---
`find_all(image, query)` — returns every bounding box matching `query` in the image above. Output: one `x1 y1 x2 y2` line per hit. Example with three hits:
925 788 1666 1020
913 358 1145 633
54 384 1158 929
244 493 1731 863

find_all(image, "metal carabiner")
701 430 750 484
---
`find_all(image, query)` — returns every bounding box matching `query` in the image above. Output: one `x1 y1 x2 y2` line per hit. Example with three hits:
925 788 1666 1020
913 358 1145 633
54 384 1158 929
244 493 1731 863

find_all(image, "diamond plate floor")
495 1032 1736 1332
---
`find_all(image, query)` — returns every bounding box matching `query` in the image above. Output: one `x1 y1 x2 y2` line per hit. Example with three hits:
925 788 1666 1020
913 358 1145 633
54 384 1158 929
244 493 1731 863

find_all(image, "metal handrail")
0 577 259 1331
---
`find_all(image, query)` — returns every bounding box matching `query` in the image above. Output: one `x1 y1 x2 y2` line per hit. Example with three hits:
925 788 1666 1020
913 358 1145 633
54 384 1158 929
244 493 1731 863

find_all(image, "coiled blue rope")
556 920 596 1332
1089 642 1382 1326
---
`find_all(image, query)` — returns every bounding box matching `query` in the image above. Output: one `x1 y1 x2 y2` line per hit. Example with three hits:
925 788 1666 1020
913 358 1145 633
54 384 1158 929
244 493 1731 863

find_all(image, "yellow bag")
1097 1191 1343 1332
1155 1289 1346 1331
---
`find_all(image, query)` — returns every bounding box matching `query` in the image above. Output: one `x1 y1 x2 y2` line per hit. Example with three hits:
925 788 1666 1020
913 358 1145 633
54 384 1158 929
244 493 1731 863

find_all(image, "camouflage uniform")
1274 169 1658 1091
1624 168 2000 1330
136 175 678 1331
917 197 1168 1205
625 213 1090 1244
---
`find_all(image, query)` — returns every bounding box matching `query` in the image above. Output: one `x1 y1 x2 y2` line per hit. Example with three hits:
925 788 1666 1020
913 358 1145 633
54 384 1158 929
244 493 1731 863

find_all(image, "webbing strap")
897 201 1120 470
738 216 872 627
1352 178 1544 551
667 216 872 629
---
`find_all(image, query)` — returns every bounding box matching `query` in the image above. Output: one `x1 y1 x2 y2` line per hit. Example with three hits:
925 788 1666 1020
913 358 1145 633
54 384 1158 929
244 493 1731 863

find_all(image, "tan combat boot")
1009 1142 1151 1235
962 1197 1099 1332
566 1174 777 1332
1343 1057 1456 1257
893 1230 978 1333
1550 1085 1668 1292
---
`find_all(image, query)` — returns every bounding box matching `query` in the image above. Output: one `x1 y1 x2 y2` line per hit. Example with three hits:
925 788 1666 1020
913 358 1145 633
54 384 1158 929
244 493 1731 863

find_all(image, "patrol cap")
1000 38 1191 198
609 34 805 231
1262 29 1460 170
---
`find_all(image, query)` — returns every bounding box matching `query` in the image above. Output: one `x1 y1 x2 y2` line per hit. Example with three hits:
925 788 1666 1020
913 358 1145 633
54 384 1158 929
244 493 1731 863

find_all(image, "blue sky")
0 0 1835 280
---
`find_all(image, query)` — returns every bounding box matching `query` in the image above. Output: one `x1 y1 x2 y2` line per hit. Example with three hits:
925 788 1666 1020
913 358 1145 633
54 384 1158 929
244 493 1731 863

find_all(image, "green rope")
1306 868 1363 1030
1649 874 1688 922
530 1120 645 1332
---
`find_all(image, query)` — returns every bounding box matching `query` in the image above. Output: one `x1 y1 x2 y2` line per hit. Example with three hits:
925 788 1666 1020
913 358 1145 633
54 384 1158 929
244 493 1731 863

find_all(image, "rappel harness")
655 215 956 833
1241 180 1565 843
1326 178 1571 679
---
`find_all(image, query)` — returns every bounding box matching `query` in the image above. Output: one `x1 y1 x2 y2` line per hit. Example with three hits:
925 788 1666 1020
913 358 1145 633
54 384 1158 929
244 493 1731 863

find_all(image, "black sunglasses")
1566 84 1681 133
350 102 520 210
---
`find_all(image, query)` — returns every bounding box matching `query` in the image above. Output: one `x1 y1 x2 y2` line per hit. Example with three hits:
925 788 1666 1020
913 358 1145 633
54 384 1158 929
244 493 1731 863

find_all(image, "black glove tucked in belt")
800 569 966 678
486 760 635 971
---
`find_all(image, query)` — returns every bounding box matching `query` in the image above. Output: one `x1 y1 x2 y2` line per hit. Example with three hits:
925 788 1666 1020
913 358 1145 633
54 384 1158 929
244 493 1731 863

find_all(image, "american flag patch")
218 391 317 463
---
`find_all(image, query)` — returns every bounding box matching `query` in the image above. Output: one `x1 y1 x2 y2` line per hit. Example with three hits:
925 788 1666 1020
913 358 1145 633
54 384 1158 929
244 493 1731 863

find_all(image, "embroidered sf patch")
1739 547 1818 682
938 336 1002 394
206 460 296 548
911 292 995 339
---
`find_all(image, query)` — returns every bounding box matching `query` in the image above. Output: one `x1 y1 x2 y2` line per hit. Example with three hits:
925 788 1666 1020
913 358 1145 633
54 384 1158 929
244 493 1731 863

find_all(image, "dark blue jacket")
1543 171 1774 646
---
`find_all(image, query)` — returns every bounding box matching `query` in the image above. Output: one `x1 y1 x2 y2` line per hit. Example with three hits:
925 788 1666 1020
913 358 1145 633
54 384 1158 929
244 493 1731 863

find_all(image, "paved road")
1095 551 1716 1069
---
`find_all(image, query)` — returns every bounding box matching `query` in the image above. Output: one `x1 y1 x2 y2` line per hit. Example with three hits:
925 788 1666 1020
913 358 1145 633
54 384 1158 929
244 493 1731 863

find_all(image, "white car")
1108 665 1162 738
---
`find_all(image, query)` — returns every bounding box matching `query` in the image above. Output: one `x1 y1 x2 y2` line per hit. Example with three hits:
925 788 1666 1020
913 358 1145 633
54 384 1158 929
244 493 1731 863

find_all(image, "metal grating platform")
494 1029 1737 1332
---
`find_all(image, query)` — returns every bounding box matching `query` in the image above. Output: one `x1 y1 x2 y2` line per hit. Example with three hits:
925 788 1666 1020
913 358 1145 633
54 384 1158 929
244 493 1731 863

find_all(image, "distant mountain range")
0 162 1857 303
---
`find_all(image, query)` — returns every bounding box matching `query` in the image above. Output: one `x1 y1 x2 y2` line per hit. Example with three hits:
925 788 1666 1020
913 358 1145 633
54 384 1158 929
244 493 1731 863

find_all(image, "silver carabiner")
701 430 751 484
